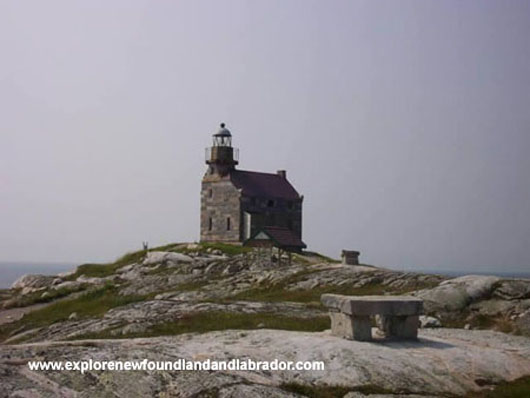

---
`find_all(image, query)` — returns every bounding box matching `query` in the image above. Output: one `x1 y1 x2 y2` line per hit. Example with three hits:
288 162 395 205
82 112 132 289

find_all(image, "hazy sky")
1 0 529 272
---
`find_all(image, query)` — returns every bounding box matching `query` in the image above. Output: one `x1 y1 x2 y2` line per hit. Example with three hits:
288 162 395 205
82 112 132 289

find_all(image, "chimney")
277 170 286 179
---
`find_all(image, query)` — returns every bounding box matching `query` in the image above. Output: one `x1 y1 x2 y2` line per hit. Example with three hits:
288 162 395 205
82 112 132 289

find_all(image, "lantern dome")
214 123 231 138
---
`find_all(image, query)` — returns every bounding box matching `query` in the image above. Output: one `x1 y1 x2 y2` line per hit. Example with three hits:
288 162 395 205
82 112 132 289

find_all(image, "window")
226 217 231 231
288 219 293 230
208 189 213 198
287 201 293 209
267 199 275 207
208 217 213 231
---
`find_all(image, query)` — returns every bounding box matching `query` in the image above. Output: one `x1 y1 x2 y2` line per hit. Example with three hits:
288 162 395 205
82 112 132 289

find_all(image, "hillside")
1 243 529 397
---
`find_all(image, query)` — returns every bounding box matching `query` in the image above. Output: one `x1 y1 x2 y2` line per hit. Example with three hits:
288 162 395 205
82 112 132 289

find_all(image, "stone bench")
321 294 424 341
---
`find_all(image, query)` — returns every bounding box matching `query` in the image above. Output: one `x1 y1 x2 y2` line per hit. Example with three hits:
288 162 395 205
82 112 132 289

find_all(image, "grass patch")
75 312 330 340
61 242 334 283
472 314 497 329
0 284 147 343
149 243 182 252
63 243 187 281
291 254 312 265
441 312 518 334
231 268 426 304
64 242 253 281
232 283 394 304
281 382 353 398
467 376 530 398
302 251 340 263
471 314 516 334
144 264 176 276
175 280 210 291
281 382 396 398
64 251 146 281
148 312 329 335
3 284 88 309
437 308 471 329
176 242 253 256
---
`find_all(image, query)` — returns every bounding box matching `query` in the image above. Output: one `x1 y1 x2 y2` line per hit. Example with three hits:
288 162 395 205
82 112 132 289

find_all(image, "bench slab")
321 294 424 341
321 294 424 316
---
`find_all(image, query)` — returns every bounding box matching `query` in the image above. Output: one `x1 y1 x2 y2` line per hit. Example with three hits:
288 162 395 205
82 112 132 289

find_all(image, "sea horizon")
0 262 76 289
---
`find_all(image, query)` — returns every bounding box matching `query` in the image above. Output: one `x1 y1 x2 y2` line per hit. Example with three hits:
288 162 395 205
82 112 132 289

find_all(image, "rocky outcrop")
494 279 530 300
414 275 501 312
2 246 530 397
419 315 442 328
2 249 530 342
415 275 530 333
6 300 326 343
1 328 529 397
11 274 60 292
517 310 530 335
142 251 194 266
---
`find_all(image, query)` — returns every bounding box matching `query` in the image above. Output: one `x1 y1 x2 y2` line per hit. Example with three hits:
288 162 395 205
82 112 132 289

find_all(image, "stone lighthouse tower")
200 123 305 250
205 123 239 176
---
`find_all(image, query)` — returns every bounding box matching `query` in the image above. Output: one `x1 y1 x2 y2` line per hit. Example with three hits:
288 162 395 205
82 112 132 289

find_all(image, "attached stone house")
200 123 305 251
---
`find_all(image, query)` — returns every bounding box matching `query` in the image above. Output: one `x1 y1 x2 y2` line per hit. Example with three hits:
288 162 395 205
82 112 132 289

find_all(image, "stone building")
200 123 305 251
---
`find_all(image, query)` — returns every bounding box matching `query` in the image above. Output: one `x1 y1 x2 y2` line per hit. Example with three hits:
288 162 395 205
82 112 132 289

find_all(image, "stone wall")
200 172 303 243
240 196 303 240
200 174 241 242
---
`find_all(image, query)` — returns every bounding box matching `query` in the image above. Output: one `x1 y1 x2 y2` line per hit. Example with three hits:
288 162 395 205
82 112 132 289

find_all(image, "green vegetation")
147 312 329 335
63 242 186 281
233 282 389 304
302 251 340 263
467 376 530 398
471 314 513 332
0 284 146 343
231 268 437 304
175 242 253 256
281 380 530 398
149 243 182 252
238 284 435 304
174 280 210 291
4 284 88 309
280 382 354 398
441 312 518 334
144 264 177 276
57 241 328 286
290 253 312 265
280 382 396 398
75 312 330 340
64 250 148 280
63 242 253 281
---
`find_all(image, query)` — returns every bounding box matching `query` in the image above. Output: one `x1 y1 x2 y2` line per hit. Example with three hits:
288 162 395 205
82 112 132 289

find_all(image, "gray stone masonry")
200 177 241 242
341 250 360 265
321 294 424 341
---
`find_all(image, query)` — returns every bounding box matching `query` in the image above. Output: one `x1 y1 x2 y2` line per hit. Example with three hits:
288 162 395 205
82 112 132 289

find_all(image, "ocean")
401 268 530 279
0 262 76 289
0 262 528 290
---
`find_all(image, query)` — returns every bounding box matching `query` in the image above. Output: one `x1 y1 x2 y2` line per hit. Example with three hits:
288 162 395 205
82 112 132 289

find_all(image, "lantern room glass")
213 135 232 147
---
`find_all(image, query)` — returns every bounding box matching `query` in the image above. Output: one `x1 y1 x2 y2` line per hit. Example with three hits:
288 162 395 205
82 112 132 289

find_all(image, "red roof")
230 170 300 200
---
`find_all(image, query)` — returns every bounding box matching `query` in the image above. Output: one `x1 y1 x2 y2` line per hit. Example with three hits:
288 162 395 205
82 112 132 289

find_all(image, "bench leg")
329 311 372 341
351 316 372 341
379 315 419 339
